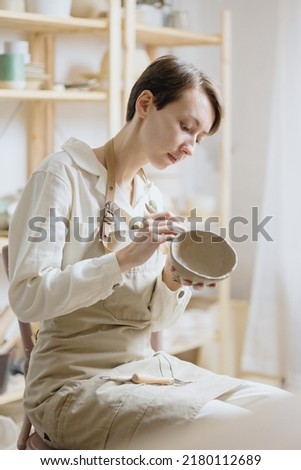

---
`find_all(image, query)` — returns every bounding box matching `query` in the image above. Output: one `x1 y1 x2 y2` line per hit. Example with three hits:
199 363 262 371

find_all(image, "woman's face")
139 86 215 169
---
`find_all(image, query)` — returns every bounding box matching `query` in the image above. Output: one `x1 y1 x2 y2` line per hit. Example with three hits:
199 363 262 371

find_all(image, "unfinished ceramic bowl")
170 230 237 285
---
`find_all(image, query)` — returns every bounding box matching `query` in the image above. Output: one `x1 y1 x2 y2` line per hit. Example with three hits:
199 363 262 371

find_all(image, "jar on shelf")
136 1 164 27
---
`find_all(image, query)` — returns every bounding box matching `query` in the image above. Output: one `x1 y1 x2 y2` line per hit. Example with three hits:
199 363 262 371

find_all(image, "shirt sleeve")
149 272 192 332
8 170 124 323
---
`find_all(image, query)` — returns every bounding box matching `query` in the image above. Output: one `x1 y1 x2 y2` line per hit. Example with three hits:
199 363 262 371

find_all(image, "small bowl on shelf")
26 0 72 17
170 230 237 285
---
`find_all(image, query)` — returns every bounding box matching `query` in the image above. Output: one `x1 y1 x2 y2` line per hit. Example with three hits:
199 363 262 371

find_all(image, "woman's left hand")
169 261 216 290
162 254 216 291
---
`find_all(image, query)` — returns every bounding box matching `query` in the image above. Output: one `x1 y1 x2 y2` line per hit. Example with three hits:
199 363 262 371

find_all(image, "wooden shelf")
136 23 222 47
0 88 107 102
0 9 108 34
0 10 221 46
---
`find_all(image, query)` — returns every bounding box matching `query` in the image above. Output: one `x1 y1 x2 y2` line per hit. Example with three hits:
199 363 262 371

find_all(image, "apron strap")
104 138 116 204
100 138 148 252
101 139 118 251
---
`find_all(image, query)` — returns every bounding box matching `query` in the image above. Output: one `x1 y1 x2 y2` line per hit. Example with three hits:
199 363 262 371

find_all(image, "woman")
8 55 288 449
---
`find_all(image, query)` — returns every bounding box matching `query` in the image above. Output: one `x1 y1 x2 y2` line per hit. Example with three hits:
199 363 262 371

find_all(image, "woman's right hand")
116 210 183 272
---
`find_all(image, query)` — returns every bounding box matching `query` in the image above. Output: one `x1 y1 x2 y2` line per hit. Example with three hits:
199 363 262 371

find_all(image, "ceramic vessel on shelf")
99 48 151 83
0 53 25 90
71 0 107 18
25 0 72 17
136 3 164 27
4 41 31 65
165 10 190 30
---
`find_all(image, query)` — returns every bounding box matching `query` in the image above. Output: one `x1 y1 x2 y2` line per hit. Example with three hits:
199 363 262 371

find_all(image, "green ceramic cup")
0 53 25 89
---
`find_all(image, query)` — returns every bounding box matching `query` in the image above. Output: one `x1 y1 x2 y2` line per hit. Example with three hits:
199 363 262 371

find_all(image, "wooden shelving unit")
0 9 108 33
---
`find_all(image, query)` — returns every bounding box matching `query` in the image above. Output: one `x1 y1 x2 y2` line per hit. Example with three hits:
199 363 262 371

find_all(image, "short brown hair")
126 55 223 135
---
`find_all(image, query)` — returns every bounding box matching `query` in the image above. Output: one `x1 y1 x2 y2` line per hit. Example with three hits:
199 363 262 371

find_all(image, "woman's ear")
135 90 154 118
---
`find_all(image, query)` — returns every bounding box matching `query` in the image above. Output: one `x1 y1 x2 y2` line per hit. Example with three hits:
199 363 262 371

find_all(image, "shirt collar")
62 137 107 194
62 137 106 176
61 137 153 202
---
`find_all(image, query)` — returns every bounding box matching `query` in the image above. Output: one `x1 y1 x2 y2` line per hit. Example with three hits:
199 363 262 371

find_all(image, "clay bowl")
170 230 237 285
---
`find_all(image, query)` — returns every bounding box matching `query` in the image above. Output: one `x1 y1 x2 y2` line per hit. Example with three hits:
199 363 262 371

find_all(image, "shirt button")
177 290 185 299
112 283 120 291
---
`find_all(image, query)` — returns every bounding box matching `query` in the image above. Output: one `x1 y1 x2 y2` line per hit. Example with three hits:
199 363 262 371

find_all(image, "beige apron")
26 139 242 449
39 352 241 450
